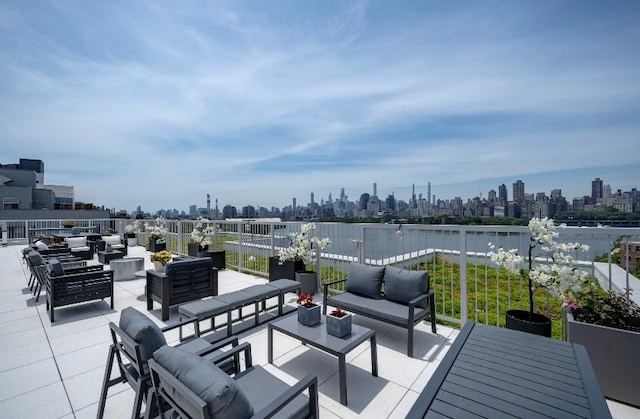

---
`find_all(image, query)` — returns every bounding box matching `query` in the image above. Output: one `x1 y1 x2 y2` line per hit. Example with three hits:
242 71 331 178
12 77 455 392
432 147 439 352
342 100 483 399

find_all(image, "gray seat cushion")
344 263 385 300
235 365 310 419
179 298 229 319
48 258 65 276
28 250 46 267
383 266 429 308
119 307 167 372
153 346 254 418
266 278 301 294
327 292 428 325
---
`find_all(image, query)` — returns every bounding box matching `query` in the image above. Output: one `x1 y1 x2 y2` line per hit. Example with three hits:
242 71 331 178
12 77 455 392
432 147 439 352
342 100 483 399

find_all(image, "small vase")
153 261 166 272
127 237 137 246
326 312 352 338
298 304 321 326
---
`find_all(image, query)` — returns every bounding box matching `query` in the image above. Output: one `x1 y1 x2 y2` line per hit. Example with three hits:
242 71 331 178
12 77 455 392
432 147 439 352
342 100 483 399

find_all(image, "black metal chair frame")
97 318 239 419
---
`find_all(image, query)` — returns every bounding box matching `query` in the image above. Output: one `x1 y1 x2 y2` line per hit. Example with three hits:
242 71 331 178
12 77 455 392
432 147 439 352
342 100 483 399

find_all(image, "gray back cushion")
153 346 254 418
48 258 65 276
119 307 167 371
28 251 46 266
345 263 385 299
384 266 429 308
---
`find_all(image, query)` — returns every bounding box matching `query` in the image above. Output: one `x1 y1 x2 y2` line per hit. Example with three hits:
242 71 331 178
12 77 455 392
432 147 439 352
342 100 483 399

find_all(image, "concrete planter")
297 304 320 327
563 308 640 407
326 312 352 338
295 270 317 295
147 239 166 253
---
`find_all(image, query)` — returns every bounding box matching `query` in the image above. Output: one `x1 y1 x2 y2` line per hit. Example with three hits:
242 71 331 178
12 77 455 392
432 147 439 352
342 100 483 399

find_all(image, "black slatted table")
407 322 611 419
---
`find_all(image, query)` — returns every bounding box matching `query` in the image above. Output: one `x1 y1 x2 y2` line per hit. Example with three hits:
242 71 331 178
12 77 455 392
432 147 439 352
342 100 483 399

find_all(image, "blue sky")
2 1 639 213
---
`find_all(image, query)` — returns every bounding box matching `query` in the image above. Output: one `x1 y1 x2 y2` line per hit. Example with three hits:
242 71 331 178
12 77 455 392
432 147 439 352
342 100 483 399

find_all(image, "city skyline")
148 171 637 216
2 1 640 211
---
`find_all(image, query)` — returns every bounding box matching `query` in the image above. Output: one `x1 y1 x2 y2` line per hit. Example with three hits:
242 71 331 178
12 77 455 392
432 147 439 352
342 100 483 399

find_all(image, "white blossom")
279 223 331 265
489 217 591 303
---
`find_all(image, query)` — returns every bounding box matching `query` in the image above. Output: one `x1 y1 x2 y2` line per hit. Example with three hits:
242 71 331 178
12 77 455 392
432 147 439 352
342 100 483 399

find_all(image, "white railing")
10 218 639 330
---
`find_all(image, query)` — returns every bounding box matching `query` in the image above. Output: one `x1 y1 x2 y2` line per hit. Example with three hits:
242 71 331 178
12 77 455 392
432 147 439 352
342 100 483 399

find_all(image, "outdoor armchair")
148 342 319 419
97 307 240 419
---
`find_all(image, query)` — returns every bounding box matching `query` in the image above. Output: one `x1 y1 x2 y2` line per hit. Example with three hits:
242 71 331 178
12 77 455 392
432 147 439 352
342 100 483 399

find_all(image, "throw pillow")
344 263 385 299
119 307 167 371
48 258 65 277
153 346 254 418
35 240 49 251
384 266 429 307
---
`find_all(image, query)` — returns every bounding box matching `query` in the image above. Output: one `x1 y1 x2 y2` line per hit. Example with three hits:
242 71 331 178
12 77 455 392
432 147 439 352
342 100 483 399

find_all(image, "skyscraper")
513 180 525 203
498 183 508 204
592 177 603 203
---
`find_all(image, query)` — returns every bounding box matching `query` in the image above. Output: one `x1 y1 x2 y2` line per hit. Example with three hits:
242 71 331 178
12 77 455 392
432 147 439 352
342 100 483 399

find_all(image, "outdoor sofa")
323 262 436 357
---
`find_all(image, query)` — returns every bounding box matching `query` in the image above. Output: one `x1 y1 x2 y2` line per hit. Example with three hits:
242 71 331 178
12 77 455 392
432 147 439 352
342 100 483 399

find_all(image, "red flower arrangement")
330 307 347 318
296 293 315 308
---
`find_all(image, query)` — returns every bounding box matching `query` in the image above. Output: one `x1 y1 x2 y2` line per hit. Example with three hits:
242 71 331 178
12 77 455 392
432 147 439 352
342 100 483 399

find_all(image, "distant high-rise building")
310 192 315 204
427 181 431 207
359 193 370 210
592 177 603 203
513 180 525 203
498 183 508 204
373 183 377 197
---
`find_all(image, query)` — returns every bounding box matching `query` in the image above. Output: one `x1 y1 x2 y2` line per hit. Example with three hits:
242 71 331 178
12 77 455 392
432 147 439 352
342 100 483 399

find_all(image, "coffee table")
98 249 124 264
268 313 377 405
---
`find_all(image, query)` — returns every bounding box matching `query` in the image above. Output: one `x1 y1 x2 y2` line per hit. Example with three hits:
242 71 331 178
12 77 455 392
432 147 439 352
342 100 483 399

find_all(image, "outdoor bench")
322 262 436 357
178 278 301 340
44 265 114 322
146 257 218 321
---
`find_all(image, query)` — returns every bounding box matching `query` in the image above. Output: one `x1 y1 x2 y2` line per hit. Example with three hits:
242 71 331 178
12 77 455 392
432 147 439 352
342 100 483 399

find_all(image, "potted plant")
150 250 173 272
488 217 590 337
61 219 75 228
563 288 640 406
297 293 320 326
326 307 352 338
125 220 140 246
145 216 167 252
276 223 330 294
189 217 214 256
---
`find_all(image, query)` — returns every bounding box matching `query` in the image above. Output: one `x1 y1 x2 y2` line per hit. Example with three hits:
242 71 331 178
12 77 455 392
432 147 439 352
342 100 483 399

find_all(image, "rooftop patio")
0 243 637 418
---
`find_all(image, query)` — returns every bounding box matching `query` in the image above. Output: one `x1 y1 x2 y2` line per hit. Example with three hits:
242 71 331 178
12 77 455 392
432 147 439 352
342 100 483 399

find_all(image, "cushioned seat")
149 344 318 418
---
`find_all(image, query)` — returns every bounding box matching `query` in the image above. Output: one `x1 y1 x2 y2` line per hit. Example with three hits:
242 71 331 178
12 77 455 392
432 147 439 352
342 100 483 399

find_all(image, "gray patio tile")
56 340 111 380
0 357 60 401
0 380 72 418
0 338 52 373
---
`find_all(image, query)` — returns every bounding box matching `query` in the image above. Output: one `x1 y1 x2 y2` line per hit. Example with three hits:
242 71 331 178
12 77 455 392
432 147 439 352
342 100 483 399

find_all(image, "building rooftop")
0 244 636 418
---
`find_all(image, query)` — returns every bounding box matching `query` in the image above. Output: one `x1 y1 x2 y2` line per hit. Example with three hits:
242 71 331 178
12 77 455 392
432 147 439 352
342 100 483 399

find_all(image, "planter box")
269 256 304 282
326 312 352 338
297 304 320 326
188 243 208 257
200 250 226 270
295 271 317 295
147 239 166 253
564 308 640 407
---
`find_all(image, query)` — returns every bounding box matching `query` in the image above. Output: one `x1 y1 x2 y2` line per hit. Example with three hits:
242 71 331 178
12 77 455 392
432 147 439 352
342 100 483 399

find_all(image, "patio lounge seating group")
323 262 437 357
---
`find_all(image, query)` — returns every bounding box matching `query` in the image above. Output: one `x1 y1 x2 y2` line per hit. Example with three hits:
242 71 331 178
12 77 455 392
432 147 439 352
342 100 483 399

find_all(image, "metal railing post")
459 229 468 327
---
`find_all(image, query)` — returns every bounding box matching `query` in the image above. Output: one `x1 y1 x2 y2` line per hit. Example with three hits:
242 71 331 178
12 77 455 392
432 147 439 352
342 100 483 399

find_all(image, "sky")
2 1 639 214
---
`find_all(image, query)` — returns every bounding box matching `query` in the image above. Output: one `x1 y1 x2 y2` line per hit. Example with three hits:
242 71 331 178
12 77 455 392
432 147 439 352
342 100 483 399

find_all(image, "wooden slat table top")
407 322 611 419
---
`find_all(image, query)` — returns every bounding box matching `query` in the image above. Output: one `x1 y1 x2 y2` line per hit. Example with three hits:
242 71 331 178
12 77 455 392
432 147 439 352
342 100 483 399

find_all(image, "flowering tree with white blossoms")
488 217 591 318
145 216 168 241
279 223 331 266
191 217 215 246
125 220 140 237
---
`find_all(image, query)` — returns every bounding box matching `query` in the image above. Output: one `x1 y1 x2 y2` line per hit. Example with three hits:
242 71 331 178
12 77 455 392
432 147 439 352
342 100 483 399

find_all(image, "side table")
98 250 124 264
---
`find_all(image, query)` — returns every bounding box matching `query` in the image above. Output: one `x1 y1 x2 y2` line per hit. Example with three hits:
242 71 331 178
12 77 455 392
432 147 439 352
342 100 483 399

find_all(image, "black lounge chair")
148 342 319 418
97 307 240 419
